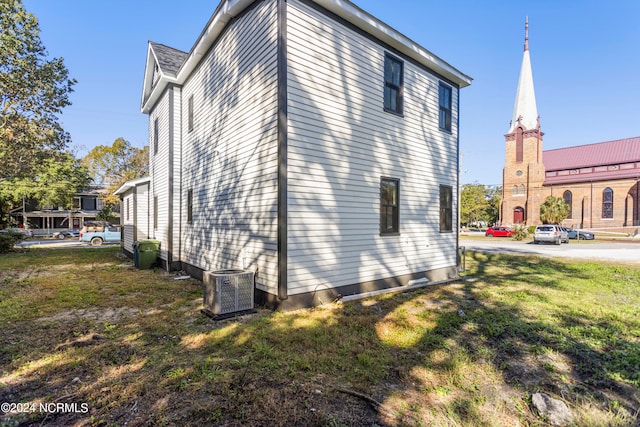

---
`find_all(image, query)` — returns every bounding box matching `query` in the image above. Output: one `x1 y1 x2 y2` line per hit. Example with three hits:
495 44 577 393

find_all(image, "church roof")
543 137 640 185
543 137 640 170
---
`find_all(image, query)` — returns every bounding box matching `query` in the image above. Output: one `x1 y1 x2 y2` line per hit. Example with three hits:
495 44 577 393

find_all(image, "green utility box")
136 240 161 269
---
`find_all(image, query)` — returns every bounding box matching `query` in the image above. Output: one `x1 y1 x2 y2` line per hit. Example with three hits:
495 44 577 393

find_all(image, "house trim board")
277 0 288 300
167 85 174 271
172 259 457 310
296 0 463 90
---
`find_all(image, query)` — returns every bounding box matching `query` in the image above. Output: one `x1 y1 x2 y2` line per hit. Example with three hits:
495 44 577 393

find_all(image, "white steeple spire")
509 17 538 133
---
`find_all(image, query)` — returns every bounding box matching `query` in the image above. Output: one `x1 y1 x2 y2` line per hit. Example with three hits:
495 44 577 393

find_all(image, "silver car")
533 225 569 245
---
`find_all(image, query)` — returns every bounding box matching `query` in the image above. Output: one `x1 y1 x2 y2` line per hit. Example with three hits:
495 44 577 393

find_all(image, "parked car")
485 226 515 237
561 227 595 240
52 228 80 240
79 224 121 246
533 224 569 245
1 227 33 238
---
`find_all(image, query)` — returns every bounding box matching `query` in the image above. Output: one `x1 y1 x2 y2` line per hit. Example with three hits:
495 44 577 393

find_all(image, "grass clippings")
0 247 639 426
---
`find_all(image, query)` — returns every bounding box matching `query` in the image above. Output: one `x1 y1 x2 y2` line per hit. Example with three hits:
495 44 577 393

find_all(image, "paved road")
461 237 640 263
16 240 117 249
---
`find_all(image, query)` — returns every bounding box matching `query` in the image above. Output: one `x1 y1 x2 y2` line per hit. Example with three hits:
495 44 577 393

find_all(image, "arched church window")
513 185 518 195
519 184 525 194
516 127 523 163
563 190 572 219
603 188 613 219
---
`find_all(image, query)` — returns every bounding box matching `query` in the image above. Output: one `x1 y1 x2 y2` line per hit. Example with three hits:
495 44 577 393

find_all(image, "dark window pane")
381 178 399 234
439 83 452 131
440 185 453 232
384 55 403 115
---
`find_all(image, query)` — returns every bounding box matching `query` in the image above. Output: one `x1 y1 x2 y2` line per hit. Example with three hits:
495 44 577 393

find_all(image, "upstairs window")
438 82 452 132
515 126 524 162
153 118 159 155
384 54 403 115
602 187 613 218
380 178 400 235
439 185 453 232
188 95 194 133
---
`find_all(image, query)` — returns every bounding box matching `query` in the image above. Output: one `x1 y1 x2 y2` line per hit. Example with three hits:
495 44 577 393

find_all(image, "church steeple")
508 17 538 133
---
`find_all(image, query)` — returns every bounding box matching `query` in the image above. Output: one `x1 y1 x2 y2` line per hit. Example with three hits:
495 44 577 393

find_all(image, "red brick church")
500 19 640 233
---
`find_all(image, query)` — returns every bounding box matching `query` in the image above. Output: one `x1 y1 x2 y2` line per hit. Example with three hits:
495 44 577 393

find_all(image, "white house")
114 176 151 254
136 0 471 309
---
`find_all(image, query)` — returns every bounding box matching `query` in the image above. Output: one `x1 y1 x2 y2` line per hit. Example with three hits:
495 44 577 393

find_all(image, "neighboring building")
11 185 118 236
114 177 151 253
135 0 471 309
501 19 640 232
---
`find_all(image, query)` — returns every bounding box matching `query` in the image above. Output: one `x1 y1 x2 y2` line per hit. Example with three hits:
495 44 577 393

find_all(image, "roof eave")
141 0 471 115
310 0 472 87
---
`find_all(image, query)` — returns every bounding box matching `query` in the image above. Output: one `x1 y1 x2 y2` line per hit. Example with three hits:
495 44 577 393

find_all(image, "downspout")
276 0 288 301
167 86 174 271
590 181 593 228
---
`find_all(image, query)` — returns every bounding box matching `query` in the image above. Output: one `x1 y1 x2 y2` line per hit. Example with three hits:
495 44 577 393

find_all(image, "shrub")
512 225 529 241
0 230 25 253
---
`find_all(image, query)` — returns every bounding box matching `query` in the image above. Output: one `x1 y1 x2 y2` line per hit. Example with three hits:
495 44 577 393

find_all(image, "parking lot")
461 236 640 263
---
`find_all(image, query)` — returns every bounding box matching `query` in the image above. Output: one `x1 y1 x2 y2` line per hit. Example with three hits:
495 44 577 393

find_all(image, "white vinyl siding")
180 1 279 292
136 183 150 241
286 0 459 295
149 89 171 261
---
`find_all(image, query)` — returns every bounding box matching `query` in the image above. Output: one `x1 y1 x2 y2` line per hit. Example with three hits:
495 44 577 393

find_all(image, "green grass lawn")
0 247 638 426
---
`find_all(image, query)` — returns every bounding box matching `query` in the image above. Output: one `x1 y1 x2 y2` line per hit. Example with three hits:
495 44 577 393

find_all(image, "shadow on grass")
1 250 639 426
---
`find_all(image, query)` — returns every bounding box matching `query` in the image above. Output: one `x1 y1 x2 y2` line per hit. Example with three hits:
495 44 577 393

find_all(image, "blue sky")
24 0 640 186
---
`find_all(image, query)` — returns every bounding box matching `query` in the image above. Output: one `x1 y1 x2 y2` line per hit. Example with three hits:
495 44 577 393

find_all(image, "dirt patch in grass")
1 248 639 426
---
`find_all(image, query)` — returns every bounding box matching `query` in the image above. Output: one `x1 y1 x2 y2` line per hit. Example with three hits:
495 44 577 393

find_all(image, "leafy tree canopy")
539 195 570 225
460 183 501 227
0 0 76 180
82 137 149 205
0 152 91 213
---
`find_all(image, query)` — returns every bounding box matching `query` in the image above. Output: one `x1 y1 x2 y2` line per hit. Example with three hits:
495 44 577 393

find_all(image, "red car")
485 226 515 237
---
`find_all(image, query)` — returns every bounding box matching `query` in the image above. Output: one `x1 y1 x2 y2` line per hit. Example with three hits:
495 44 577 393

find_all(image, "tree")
539 196 570 224
0 0 76 180
460 183 488 227
485 186 501 226
0 152 91 226
459 183 501 227
82 138 148 206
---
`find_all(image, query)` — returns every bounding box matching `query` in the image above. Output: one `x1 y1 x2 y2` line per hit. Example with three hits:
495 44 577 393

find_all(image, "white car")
533 225 569 245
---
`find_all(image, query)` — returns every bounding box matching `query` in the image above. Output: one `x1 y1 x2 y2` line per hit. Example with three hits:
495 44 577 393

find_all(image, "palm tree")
539 196 570 224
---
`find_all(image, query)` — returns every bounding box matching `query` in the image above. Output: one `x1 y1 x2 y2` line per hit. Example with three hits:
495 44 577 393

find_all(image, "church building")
501 19 640 233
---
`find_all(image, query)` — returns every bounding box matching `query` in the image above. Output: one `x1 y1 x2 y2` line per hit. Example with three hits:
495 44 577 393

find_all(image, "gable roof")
141 0 472 113
543 137 640 171
151 42 188 76
542 137 640 186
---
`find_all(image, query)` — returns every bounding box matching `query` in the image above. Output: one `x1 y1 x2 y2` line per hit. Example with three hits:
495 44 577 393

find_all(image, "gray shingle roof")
150 41 188 76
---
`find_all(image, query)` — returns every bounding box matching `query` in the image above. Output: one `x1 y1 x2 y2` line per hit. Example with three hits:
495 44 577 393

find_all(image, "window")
187 95 194 133
515 126 523 163
126 198 130 221
563 190 573 219
380 178 399 234
187 189 193 224
513 185 518 195
603 187 613 218
439 185 453 232
438 82 452 131
383 54 403 115
519 184 525 195
153 118 159 155
153 196 158 230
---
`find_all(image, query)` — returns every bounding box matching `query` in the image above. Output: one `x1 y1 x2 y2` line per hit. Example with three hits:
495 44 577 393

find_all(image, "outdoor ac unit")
202 269 255 318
